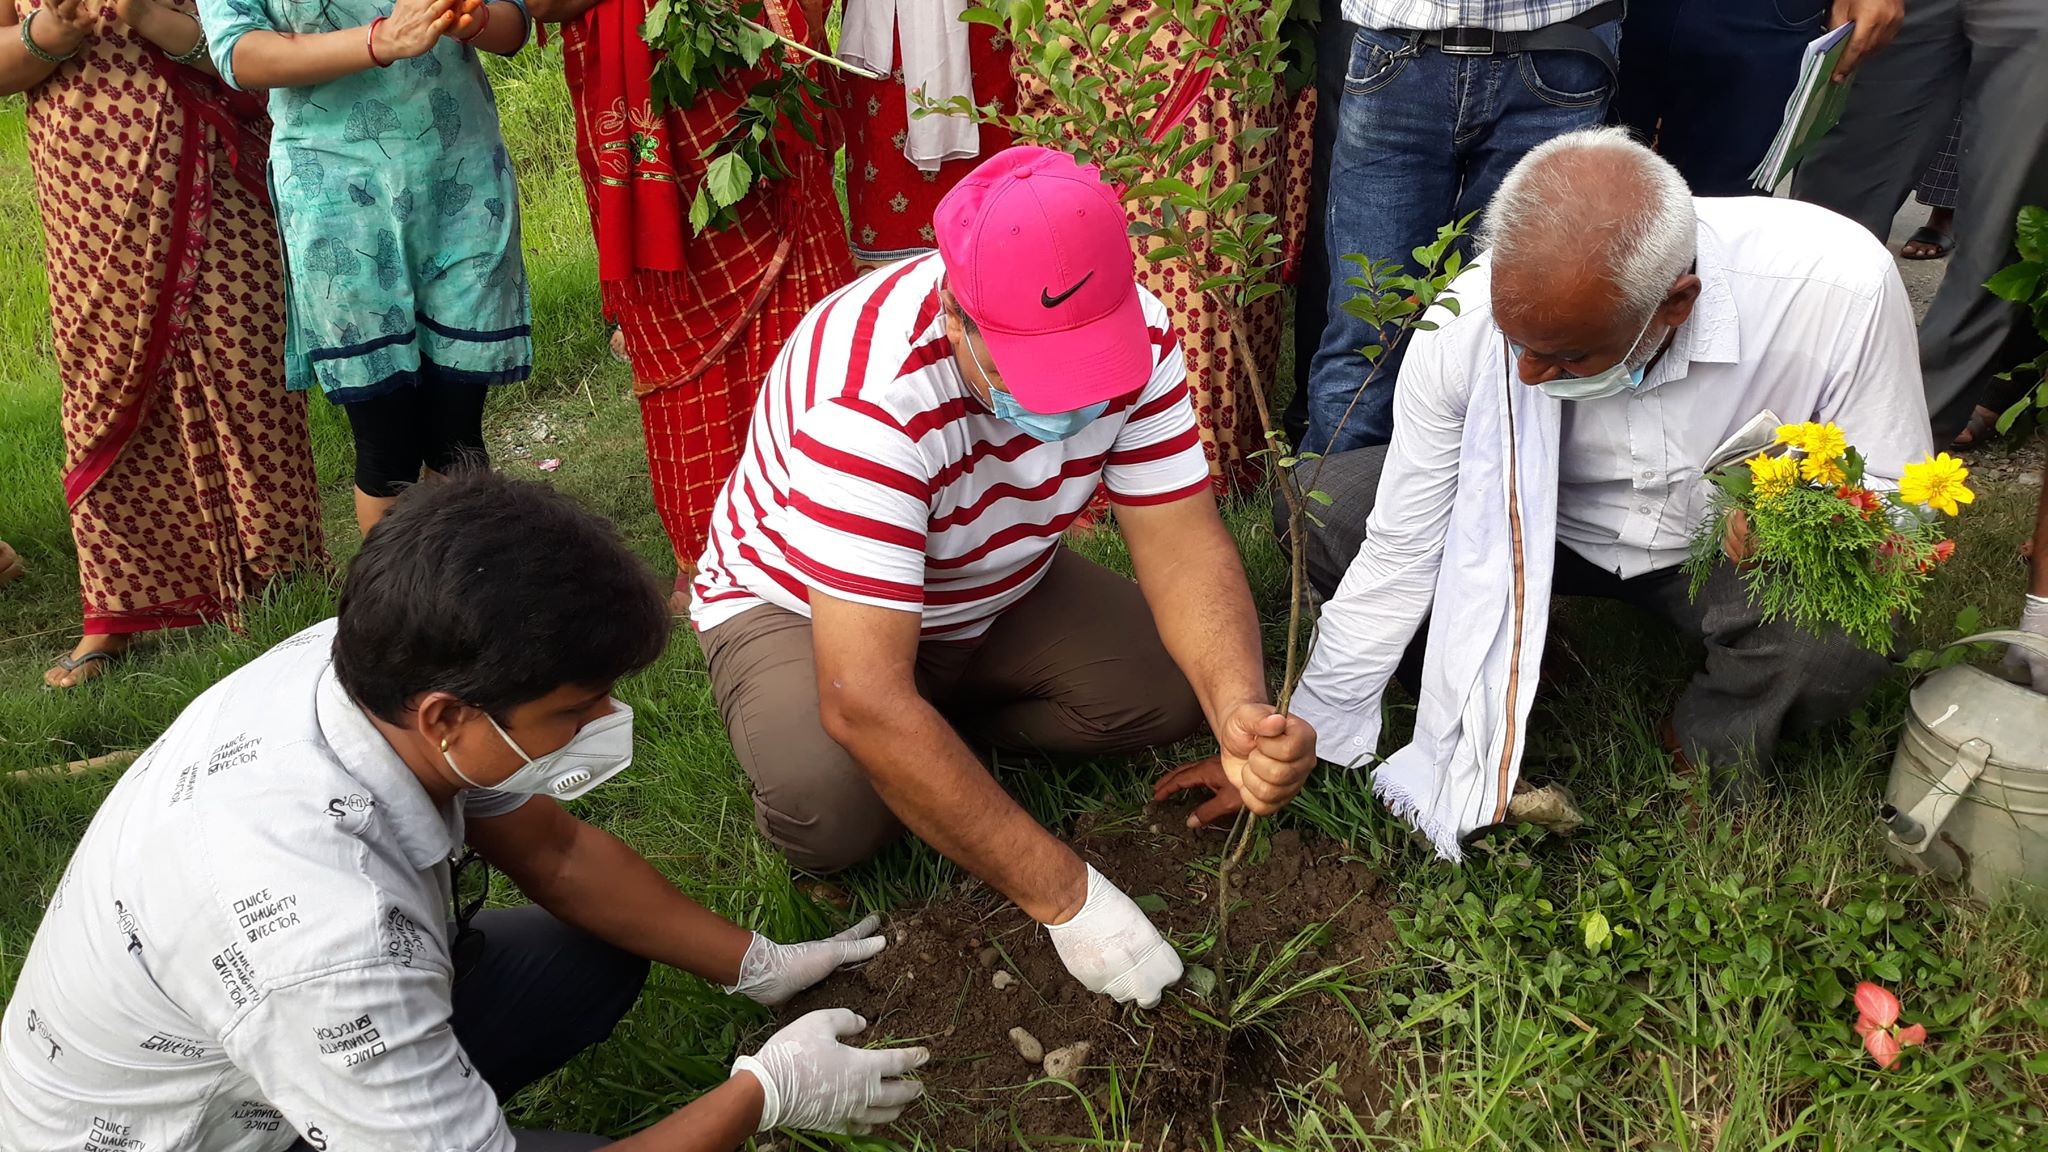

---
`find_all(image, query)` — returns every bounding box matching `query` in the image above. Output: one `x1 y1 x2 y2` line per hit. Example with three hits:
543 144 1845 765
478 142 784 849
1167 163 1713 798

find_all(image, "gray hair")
1479 126 1697 324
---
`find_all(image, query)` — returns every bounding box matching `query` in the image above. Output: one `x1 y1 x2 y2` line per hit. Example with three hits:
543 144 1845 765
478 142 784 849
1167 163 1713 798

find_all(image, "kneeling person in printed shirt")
0 472 926 1152
690 146 1318 1010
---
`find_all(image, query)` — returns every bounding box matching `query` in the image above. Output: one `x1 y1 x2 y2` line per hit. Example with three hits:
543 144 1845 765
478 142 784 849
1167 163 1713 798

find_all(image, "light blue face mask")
990 389 1110 442
1533 312 1658 402
964 328 1109 441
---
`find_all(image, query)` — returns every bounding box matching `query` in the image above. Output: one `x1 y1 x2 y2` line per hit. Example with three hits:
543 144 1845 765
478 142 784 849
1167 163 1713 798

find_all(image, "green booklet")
1749 22 1858 191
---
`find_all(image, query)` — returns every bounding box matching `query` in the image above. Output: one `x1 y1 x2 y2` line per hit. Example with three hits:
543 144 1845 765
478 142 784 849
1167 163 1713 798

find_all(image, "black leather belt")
1411 0 1625 77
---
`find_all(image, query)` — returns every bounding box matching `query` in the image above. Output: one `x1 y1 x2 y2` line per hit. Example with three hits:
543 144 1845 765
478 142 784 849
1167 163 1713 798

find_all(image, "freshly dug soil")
784 805 1395 1150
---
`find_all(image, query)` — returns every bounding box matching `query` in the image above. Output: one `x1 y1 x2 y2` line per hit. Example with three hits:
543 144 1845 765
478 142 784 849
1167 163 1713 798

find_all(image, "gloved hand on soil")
2006 594 2048 693
731 1008 929 1134
1044 864 1182 1007
725 914 888 1006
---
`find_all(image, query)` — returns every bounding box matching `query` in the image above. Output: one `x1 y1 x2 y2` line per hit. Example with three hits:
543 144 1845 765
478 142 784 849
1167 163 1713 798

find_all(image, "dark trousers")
1791 0 2048 439
289 906 648 1152
1613 0 1825 196
701 549 1205 873
343 378 491 498
1284 446 1893 770
1304 18 1619 455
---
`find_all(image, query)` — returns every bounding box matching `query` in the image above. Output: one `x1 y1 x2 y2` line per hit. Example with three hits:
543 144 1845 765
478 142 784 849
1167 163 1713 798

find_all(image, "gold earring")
439 737 449 752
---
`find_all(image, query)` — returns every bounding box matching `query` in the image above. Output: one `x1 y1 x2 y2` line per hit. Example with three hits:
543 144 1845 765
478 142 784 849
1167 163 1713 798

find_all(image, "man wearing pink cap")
689 146 1317 1007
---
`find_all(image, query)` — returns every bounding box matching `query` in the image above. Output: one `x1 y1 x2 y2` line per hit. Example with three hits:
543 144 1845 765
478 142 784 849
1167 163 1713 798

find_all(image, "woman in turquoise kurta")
197 0 533 533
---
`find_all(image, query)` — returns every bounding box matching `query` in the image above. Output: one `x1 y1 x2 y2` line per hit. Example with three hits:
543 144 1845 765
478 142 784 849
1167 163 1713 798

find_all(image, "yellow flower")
1747 452 1801 502
1899 453 1976 517
1800 454 1846 487
1776 421 1848 465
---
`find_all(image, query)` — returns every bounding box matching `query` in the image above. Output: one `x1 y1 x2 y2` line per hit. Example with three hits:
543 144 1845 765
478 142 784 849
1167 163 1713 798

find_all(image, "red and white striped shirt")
691 254 1211 641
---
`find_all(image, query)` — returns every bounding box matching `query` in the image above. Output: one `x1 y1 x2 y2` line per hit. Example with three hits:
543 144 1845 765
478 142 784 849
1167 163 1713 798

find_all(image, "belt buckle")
1439 27 1496 55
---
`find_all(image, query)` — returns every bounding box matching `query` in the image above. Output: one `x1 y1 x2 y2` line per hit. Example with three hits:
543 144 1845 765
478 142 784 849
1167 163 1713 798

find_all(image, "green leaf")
958 6 1009 24
1581 910 1612 953
1145 244 1188 263
1182 963 1217 1000
1305 489 1333 506
705 151 753 209
2017 204 2048 263
688 185 714 233
1984 261 2043 303
1132 893 1168 913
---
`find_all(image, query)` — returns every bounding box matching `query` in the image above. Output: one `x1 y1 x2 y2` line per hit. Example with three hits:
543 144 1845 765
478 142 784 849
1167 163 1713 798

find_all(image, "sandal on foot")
1948 405 2001 453
1901 225 1954 260
44 649 121 690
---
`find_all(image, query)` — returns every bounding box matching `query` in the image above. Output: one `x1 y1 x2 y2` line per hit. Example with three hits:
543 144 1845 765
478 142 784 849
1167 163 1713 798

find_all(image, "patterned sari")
21 0 324 636
1012 4 1314 493
560 0 850 583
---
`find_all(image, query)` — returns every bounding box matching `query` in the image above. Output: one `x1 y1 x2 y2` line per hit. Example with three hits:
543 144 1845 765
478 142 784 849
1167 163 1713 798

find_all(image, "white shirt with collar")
1296 194 1932 773
1 619 529 1152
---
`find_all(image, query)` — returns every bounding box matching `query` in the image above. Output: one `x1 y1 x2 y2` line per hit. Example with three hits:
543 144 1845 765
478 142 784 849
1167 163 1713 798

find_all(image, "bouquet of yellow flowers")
1686 422 1974 651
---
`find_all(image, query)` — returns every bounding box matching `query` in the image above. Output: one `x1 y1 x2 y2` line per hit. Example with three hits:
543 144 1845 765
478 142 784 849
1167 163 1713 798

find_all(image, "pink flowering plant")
1853 981 1928 1070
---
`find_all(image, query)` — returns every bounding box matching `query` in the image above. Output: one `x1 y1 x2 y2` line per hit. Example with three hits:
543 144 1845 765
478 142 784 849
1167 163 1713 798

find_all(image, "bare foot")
668 582 693 617
44 634 132 689
0 541 24 589
610 327 630 364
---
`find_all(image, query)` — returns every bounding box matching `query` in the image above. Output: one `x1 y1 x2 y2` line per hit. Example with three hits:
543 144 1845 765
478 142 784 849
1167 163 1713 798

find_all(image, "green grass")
5 58 2048 1150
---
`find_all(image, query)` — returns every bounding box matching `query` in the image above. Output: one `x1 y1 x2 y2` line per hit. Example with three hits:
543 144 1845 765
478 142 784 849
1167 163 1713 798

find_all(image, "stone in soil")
783 805 1395 1148
1008 1027 1043 1065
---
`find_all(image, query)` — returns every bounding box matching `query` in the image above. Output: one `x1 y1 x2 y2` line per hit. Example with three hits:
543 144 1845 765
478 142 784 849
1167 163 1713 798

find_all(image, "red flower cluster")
1836 485 1882 517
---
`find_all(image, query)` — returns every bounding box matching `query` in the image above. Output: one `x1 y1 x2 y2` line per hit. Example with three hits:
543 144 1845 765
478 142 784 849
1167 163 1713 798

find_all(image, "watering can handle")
1944 629 2048 664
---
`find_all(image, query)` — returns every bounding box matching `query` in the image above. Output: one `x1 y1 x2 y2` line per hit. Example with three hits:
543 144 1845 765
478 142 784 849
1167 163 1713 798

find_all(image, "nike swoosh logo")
1040 271 1094 308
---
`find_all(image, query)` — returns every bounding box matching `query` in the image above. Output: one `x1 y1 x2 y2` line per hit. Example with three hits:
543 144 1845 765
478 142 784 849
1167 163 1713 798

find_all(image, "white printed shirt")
1341 0 1605 32
691 253 1212 640
1294 196 1932 763
0 619 528 1152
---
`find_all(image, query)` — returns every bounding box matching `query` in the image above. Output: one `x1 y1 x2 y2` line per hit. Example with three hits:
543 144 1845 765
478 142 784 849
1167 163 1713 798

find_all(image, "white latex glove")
725 914 888 1006
1043 864 1182 1007
731 1008 928 1134
2005 594 2048 693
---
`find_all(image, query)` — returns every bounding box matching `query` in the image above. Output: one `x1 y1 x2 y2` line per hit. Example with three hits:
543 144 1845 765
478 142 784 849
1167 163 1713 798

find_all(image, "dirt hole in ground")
786 805 1396 1149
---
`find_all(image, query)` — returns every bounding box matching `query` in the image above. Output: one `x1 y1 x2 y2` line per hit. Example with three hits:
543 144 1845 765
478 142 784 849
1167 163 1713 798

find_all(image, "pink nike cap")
934 146 1149 414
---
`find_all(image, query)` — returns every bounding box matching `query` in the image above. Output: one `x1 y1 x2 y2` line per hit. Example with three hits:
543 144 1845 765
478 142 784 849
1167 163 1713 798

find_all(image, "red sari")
22 1 324 635
561 0 851 583
840 17 1015 261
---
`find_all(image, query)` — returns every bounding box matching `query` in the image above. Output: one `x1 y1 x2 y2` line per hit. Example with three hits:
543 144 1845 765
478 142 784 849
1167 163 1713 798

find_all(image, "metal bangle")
20 9 80 65
167 19 209 65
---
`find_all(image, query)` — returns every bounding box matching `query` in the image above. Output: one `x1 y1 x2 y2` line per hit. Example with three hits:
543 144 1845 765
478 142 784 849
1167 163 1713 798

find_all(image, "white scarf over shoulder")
1377 349 1559 856
1295 317 1561 860
840 0 980 173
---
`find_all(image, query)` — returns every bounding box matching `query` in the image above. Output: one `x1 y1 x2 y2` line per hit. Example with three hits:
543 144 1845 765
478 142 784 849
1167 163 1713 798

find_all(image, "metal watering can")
1881 631 2048 902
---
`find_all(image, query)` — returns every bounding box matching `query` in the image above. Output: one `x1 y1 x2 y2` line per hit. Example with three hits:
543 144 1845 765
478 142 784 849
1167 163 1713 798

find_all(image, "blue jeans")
1304 21 1620 455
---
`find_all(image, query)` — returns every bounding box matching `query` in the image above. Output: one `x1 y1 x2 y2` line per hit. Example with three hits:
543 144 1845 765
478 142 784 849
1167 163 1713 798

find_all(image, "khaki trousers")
701 549 1204 872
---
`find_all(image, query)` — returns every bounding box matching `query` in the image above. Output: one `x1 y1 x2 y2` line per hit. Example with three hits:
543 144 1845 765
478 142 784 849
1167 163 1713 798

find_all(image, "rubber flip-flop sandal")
1900 225 1954 260
44 649 120 690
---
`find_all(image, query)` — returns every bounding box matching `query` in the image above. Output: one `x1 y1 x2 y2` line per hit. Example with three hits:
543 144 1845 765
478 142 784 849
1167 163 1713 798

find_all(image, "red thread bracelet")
456 2 490 43
366 15 391 67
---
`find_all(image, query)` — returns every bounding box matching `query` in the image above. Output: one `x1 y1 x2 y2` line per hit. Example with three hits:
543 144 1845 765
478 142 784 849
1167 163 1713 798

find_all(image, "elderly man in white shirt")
1 473 927 1152
1288 127 1932 859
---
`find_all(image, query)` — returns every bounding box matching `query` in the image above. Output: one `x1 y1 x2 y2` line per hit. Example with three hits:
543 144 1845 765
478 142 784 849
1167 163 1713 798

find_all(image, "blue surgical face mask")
1533 312 1658 402
964 327 1109 441
990 388 1110 442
